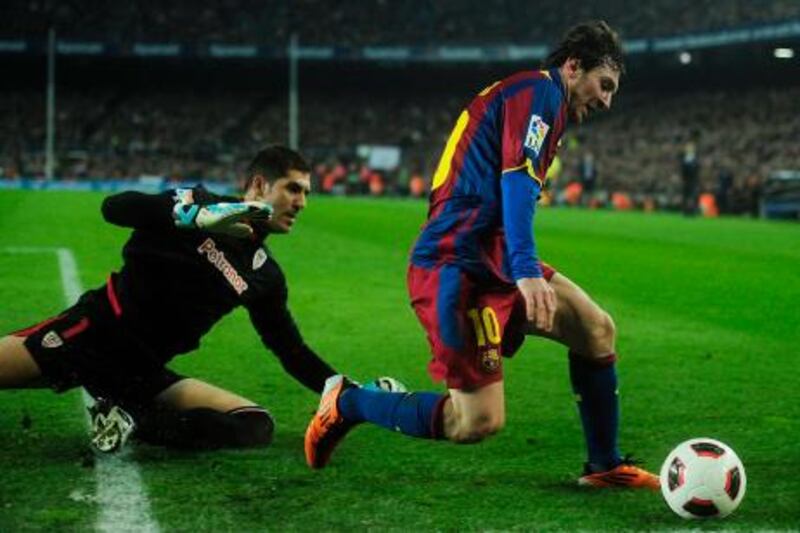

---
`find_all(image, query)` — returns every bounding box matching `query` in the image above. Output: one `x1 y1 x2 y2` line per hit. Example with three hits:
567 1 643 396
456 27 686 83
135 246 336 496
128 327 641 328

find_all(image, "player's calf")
445 408 505 444
134 404 274 450
305 375 450 469
443 381 506 444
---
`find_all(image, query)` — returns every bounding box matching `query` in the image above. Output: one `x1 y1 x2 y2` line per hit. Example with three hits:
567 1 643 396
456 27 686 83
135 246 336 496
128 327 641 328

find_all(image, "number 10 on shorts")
467 307 501 346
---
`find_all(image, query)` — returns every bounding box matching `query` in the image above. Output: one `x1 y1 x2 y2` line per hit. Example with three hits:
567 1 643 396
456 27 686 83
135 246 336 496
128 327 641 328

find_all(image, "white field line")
2 246 159 533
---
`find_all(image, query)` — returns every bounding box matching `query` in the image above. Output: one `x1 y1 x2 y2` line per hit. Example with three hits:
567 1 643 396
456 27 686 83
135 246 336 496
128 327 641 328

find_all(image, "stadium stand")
2 0 798 215
3 0 800 44
567 86 800 212
1 83 797 214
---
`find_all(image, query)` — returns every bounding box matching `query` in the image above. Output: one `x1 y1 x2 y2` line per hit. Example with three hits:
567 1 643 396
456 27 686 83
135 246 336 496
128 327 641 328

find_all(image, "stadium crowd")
3 0 800 45
564 86 800 213
1 83 797 215
3 0 799 214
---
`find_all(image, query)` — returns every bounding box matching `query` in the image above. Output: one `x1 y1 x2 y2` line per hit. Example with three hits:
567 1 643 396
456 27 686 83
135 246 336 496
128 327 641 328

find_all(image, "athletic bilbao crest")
524 114 549 156
252 248 268 270
41 331 63 349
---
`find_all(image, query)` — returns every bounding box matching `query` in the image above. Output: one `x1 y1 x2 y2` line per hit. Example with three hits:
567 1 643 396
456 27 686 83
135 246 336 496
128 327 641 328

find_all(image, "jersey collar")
548 67 567 100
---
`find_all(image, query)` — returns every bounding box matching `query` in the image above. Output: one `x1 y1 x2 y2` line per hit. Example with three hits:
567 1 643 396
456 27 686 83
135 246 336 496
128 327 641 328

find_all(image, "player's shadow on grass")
125 430 305 464
536 478 598 494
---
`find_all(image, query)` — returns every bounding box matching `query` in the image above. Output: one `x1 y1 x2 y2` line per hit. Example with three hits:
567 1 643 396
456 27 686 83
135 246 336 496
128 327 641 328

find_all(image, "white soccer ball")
660 438 746 519
365 376 408 393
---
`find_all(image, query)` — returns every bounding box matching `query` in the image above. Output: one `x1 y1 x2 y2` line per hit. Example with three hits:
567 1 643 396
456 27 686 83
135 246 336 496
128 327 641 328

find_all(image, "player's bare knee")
586 310 616 354
0 335 43 387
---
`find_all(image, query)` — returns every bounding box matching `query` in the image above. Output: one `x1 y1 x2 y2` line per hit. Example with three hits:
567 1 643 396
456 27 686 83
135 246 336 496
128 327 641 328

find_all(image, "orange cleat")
578 458 660 490
304 375 357 469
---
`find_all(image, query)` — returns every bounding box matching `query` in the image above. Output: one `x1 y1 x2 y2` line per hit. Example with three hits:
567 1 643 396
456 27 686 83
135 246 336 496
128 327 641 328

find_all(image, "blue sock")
338 387 446 439
569 352 622 470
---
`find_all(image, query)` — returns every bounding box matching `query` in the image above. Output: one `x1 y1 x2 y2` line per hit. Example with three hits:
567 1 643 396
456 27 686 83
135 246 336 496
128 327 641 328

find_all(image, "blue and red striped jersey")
411 67 568 283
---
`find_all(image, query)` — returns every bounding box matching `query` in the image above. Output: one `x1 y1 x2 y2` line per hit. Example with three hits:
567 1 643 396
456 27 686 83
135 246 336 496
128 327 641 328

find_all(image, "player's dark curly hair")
542 20 625 74
245 145 310 189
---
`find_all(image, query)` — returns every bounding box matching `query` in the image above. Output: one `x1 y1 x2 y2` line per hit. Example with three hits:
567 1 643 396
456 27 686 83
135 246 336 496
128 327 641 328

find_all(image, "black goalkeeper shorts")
12 284 184 409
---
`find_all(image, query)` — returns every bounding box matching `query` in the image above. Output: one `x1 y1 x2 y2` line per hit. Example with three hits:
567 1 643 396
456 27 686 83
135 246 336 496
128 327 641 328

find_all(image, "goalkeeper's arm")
248 292 337 393
102 189 272 238
101 191 175 230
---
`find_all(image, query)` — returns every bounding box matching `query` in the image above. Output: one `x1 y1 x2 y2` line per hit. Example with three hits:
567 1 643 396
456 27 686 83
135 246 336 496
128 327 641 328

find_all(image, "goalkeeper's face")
246 170 311 234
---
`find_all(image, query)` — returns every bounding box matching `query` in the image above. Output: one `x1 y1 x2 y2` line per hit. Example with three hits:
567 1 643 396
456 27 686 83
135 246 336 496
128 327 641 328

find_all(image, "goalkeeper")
0 145 339 452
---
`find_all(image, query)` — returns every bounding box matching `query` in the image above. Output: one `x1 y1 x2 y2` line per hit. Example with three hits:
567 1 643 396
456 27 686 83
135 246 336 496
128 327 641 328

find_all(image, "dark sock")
134 405 274 450
226 406 275 447
338 387 447 439
569 352 622 470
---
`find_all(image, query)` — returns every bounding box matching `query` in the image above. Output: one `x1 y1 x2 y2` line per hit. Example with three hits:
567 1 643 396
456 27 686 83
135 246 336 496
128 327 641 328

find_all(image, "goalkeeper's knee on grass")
135 405 274 450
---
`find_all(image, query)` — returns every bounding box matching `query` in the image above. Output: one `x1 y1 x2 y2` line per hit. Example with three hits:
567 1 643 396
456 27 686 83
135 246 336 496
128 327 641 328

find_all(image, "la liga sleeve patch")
523 114 549 156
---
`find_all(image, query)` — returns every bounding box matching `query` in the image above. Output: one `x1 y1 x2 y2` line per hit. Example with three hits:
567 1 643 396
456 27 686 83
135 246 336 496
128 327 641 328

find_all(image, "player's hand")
516 276 556 332
176 201 273 238
195 201 273 238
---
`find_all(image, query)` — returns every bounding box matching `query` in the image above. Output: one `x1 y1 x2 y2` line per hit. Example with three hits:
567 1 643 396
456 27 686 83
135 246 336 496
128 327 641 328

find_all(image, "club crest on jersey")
252 248 268 270
41 331 63 349
480 348 501 373
524 114 549 156
197 238 249 295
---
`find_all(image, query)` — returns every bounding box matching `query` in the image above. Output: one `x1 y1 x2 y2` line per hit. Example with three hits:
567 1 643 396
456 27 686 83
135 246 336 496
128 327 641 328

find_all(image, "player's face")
567 62 620 123
248 170 311 234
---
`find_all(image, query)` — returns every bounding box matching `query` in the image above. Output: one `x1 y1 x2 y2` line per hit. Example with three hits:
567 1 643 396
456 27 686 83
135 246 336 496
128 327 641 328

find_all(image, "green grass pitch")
1 189 798 530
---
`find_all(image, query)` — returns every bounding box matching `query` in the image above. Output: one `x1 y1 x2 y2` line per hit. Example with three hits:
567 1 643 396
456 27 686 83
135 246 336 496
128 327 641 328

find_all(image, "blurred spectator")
743 173 764 217
715 160 734 215
1 83 797 219
368 171 385 196
698 193 719 217
409 171 426 198
680 141 700 216
3 0 799 45
579 151 598 207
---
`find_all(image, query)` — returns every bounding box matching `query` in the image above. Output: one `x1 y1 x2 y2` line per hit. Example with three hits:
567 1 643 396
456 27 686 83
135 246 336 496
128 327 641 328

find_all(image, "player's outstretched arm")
102 189 272 238
174 200 272 238
102 190 176 229
247 293 337 394
173 198 273 238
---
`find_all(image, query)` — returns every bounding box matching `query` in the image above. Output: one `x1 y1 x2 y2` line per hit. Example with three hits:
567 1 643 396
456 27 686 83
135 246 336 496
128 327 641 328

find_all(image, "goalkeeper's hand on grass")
174 200 273 238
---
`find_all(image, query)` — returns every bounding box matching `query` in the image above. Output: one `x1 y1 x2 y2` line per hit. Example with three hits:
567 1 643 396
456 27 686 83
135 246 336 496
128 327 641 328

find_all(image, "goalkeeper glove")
173 200 273 238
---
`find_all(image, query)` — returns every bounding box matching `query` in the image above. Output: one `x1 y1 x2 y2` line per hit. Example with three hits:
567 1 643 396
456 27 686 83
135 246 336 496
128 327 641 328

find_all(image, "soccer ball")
363 376 408 393
660 438 746 519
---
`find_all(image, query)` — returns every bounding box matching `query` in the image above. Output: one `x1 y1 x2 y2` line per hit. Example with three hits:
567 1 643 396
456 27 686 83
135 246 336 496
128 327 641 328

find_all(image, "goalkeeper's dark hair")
245 145 310 190
542 20 625 75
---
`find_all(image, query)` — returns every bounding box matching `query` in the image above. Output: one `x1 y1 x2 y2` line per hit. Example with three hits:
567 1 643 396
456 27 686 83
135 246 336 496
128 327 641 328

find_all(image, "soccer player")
0 145 338 451
305 21 660 489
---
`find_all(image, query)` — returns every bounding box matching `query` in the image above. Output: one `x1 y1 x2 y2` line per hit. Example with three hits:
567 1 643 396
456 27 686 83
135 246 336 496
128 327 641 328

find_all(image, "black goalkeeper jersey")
99 185 334 393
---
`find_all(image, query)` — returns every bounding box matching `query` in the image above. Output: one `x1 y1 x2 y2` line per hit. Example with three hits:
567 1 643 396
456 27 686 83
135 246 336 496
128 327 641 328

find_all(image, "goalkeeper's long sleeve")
248 290 337 394
102 191 176 230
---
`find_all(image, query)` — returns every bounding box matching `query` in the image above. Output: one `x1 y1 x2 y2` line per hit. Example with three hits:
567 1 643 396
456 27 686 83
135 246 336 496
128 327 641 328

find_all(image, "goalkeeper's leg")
133 378 274 449
0 335 45 388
